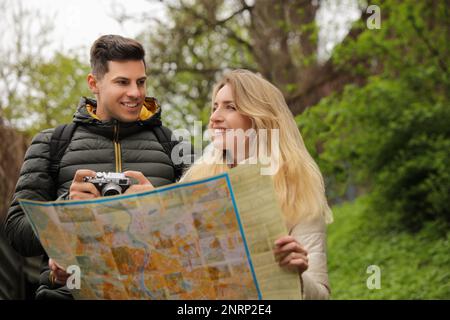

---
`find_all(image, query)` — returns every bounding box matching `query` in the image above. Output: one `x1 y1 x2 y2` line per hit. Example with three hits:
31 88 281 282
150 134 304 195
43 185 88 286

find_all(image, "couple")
5 35 332 300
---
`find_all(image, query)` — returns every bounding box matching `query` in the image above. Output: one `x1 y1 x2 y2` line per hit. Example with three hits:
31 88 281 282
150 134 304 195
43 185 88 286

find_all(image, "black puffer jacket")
5 96 183 257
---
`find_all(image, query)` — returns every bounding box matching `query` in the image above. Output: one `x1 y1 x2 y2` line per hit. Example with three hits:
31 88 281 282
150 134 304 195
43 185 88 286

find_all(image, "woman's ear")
87 73 99 94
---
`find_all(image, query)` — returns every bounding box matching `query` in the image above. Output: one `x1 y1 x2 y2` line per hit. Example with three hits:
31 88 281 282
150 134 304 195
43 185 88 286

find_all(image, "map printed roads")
20 165 301 299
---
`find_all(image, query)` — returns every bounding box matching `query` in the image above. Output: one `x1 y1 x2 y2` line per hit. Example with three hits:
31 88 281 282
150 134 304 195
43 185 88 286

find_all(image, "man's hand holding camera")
123 170 155 194
69 169 154 200
69 169 100 200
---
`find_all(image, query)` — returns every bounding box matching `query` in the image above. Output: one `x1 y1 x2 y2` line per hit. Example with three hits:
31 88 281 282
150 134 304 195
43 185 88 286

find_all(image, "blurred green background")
0 0 448 299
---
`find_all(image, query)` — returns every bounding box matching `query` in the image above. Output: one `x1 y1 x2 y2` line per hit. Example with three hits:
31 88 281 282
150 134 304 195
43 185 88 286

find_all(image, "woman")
182 69 333 299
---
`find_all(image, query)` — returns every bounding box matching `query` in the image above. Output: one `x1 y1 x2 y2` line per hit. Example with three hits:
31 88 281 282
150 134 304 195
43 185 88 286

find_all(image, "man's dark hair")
90 34 146 79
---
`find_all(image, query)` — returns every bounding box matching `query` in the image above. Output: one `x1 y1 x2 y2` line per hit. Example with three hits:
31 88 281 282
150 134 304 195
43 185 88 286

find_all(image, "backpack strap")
153 126 186 181
49 123 78 185
153 125 173 156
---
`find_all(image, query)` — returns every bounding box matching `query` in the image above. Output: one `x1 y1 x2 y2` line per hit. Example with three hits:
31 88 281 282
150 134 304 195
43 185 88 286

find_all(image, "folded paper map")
20 164 301 300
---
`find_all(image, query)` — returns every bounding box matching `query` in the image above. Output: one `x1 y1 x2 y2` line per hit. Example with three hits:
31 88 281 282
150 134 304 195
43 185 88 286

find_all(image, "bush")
297 0 450 231
328 197 450 299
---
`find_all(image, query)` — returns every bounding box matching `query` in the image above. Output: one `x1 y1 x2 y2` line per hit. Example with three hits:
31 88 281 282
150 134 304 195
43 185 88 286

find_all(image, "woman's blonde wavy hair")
182 69 333 227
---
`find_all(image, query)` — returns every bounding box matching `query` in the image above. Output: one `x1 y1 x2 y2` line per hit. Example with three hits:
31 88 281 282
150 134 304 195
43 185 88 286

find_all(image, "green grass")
327 196 450 299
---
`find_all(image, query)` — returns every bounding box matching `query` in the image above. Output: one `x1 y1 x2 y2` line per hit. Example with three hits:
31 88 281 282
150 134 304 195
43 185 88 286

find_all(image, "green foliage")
328 197 450 299
136 0 321 129
4 53 90 135
138 0 256 131
0 2 90 135
26 53 90 134
297 0 450 230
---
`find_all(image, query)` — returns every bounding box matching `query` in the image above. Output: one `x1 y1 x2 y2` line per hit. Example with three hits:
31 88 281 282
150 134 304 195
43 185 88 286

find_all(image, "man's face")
88 60 147 122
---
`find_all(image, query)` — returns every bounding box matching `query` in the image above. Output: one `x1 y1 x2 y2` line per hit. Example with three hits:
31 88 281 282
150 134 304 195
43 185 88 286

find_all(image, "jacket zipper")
113 122 122 172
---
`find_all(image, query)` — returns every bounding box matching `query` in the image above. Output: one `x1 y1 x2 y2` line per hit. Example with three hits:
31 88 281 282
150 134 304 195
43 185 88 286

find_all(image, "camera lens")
101 183 122 197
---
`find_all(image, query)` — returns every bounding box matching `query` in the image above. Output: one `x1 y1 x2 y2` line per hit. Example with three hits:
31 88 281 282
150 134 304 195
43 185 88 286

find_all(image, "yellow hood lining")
86 98 158 121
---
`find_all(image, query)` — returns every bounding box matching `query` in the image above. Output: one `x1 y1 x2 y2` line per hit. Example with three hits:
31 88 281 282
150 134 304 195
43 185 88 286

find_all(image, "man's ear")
87 73 99 94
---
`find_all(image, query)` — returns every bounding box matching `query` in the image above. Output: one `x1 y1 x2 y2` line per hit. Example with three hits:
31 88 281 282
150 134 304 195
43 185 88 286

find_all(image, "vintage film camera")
83 172 131 197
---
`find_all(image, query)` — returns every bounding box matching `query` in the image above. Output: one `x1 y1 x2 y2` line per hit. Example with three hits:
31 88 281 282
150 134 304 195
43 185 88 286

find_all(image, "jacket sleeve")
290 216 331 300
4 129 56 257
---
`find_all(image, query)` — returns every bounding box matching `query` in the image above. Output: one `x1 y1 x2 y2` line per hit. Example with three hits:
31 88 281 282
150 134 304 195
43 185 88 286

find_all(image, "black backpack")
48 123 184 186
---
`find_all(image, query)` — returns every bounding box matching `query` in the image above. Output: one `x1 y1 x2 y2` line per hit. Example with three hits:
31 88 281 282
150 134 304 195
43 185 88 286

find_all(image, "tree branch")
408 13 448 74
172 1 254 54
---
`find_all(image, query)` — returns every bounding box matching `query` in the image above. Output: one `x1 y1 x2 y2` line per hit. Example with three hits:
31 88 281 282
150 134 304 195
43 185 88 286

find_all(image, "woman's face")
209 84 253 159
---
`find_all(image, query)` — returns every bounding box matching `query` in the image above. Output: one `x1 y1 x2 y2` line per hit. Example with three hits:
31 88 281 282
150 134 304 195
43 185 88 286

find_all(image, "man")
4 35 186 299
